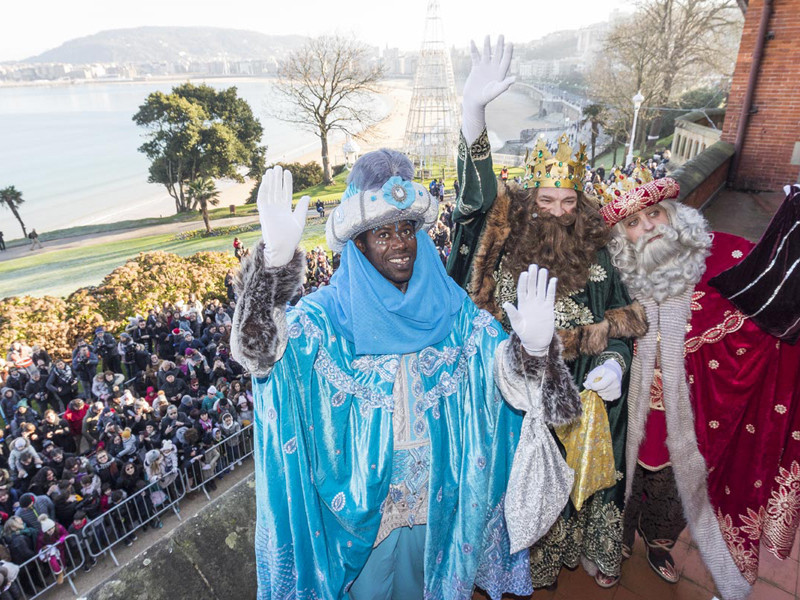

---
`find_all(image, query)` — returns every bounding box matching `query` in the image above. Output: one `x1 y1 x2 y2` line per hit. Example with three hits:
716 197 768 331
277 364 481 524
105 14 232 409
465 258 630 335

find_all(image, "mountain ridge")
24 26 307 64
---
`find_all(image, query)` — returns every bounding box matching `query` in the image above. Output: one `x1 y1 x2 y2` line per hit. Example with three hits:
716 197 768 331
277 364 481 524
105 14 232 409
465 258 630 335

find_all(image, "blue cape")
309 232 466 355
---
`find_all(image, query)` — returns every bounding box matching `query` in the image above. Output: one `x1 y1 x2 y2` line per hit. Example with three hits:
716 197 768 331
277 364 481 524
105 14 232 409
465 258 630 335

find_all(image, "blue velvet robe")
252 296 533 600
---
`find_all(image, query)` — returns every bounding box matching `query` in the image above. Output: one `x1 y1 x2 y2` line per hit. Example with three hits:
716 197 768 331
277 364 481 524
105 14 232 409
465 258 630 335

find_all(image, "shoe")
156 520 163 529
594 572 620 588
56 571 64 585
644 545 680 584
124 538 133 547
237 460 242 466
131 534 138 542
229 464 235 472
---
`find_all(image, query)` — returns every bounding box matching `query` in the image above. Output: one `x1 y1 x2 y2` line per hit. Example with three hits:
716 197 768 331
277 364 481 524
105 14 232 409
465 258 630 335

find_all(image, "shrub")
275 162 324 190
0 250 238 360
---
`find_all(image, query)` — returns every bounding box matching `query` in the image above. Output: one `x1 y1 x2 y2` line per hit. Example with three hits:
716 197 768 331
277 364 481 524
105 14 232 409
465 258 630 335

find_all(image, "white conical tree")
403 0 461 178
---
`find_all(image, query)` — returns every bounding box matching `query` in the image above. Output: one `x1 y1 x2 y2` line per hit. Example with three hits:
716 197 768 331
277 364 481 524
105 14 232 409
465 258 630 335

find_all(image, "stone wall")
671 141 736 209
721 0 800 190
88 476 258 600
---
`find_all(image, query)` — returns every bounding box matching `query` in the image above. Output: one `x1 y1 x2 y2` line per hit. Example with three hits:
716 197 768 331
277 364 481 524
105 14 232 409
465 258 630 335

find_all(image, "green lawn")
0 220 328 299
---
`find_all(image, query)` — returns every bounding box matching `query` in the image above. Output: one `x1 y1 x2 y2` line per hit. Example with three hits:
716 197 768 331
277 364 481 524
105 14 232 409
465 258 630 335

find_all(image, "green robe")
446 129 633 584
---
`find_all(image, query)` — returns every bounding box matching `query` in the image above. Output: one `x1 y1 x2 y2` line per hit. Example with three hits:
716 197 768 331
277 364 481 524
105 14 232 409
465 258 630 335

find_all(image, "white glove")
583 360 623 401
256 166 310 267
503 264 557 357
461 35 515 146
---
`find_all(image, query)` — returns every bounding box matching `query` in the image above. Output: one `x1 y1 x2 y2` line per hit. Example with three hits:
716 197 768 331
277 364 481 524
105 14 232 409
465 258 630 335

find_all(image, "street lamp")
625 90 645 166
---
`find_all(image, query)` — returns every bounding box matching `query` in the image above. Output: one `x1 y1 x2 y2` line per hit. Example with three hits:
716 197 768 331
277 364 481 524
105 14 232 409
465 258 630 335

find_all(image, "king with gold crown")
447 36 649 590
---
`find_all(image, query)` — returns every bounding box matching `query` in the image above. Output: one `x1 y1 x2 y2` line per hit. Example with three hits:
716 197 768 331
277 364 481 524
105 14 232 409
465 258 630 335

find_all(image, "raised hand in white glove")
462 35 515 146
257 166 310 267
583 359 623 401
503 264 557 357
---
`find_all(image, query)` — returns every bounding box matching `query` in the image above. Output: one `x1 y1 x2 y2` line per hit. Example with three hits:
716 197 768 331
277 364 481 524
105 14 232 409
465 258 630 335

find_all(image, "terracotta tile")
671 579 715 600
678 527 692 545
612 586 648 600
619 553 675 600
554 565 617 600
670 540 692 577
790 528 800 561
680 547 716 593
757 544 798 594
750 580 797 600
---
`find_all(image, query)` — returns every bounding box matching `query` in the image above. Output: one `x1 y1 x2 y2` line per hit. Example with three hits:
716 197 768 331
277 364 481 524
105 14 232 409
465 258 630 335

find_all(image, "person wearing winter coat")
81 403 104 449
38 410 72 454
8 439 42 481
23 372 50 414
15 493 54 531
0 389 20 424
2 517 36 565
44 361 76 411
35 514 68 585
219 412 242 467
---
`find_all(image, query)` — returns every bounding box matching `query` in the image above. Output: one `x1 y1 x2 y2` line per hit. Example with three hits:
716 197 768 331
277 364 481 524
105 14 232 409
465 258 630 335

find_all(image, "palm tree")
187 178 221 233
0 186 28 238
581 104 606 168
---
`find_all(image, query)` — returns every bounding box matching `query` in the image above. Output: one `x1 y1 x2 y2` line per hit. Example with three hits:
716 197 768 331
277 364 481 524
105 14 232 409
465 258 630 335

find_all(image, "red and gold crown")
524 133 588 192
599 177 680 227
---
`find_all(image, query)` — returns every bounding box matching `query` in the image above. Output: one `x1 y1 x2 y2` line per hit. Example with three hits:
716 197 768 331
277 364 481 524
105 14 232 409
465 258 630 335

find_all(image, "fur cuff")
230 245 305 377
558 301 648 361
498 335 581 427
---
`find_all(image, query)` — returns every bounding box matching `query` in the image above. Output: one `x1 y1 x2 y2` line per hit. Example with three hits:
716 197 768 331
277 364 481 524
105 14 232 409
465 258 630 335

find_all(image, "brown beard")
504 192 610 296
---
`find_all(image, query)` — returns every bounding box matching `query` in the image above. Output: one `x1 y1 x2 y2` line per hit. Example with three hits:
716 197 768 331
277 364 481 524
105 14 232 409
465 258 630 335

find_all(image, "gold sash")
554 389 616 511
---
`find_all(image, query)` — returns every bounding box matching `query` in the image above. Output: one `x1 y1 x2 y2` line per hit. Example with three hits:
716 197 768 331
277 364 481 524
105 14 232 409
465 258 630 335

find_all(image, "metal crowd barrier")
78 474 185 567
13 533 85 599
181 423 254 500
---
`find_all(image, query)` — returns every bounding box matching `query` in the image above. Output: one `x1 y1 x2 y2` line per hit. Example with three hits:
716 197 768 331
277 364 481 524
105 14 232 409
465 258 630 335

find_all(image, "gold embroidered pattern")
736 348 747 355
755 480 763 488
716 509 759 584
746 424 755 434
685 311 747 355
732 250 743 259
493 268 518 312
649 368 664 411
709 420 719 429
793 431 800 441
775 405 787 415
708 359 719 370
691 291 705 311
763 461 800 559
588 263 607 283
554 296 595 330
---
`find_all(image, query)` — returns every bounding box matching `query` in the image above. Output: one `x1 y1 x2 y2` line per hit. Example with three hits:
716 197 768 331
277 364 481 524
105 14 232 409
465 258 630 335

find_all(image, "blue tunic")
252 296 533 600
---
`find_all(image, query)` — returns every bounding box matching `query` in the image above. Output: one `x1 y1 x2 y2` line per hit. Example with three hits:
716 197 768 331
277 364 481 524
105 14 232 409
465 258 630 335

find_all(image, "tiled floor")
473 188 800 599
473 527 800 599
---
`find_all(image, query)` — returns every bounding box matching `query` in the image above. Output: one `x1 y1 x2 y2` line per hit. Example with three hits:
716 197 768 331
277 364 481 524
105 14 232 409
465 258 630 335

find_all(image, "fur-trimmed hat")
325 149 438 252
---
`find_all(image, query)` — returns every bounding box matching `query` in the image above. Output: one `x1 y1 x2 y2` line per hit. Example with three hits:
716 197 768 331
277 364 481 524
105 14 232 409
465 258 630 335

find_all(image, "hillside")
25 27 306 64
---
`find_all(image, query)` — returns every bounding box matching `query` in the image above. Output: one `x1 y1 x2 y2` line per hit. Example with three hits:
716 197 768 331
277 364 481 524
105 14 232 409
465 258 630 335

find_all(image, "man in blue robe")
231 149 581 600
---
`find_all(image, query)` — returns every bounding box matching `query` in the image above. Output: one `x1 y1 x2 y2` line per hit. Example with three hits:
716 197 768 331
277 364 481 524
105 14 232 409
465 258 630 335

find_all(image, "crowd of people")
0 297 255 594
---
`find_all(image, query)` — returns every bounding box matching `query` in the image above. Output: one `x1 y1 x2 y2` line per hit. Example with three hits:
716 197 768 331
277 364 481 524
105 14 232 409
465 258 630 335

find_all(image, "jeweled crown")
524 133 588 192
594 159 655 206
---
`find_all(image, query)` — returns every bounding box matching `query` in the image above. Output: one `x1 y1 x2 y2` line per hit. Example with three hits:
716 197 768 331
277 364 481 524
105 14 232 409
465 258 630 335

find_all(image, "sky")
1 0 629 62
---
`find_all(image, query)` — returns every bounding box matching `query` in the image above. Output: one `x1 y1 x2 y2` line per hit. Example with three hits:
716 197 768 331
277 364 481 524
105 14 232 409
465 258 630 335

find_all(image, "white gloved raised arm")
583 359 623 401
461 35 515 146
257 166 310 268
503 264 557 357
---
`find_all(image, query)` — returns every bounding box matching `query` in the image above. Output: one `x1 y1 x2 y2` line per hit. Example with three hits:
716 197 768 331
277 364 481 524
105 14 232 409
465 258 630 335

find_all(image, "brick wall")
721 0 800 190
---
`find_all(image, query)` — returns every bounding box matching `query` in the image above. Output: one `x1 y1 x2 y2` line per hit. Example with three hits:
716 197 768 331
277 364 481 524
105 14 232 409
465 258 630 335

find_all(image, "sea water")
0 79 388 233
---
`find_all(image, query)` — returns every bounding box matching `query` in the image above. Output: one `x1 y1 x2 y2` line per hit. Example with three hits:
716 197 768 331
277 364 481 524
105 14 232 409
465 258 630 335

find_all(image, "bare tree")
590 0 741 156
271 35 385 184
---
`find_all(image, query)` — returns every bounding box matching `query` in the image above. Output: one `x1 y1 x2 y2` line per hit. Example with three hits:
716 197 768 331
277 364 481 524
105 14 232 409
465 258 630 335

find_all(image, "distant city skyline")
2 0 629 62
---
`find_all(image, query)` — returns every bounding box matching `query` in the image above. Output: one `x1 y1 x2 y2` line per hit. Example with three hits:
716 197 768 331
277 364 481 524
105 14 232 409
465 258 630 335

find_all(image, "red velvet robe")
638 231 800 584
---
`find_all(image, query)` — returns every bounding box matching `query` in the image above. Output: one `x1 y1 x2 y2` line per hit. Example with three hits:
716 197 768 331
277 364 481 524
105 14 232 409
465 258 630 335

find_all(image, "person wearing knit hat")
232 146 582 598
36 513 67 585
603 177 800 597
446 37 647 589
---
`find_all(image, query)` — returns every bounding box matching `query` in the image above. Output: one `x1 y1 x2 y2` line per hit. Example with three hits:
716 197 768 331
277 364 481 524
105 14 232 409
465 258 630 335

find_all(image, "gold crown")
594 159 654 206
524 133 588 192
